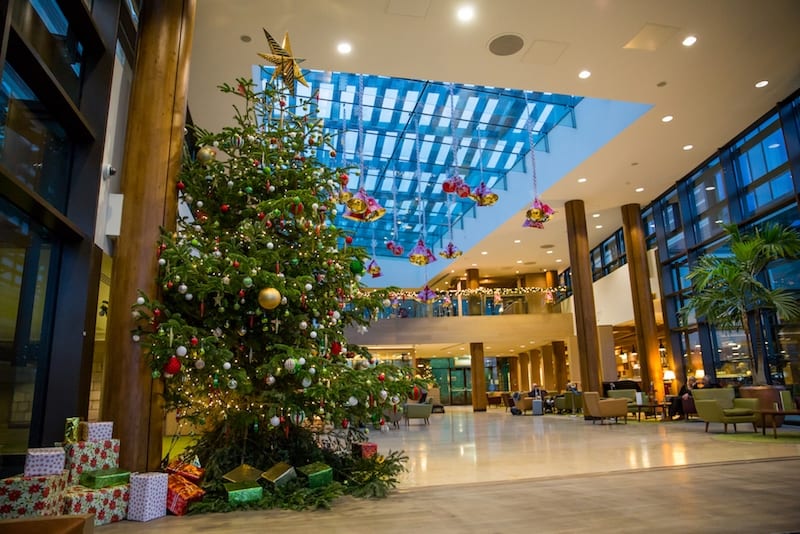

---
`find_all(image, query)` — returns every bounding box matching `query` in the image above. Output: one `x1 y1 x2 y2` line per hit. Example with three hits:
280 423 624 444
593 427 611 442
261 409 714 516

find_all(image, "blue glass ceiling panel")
257 67 581 258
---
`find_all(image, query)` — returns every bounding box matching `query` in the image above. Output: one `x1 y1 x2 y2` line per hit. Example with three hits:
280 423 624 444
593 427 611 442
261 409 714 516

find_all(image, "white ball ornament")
269 185 276 193
298 357 306 366
281 296 288 304
196 201 203 208
136 297 145 305
312 203 319 210
299 321 308 330
266 375 276 385
222 362 231 370
267 242 274 249
391 395 400 405
284 358 296 372
301 377 312 388
158 258 166 266
348 396 358 406
228 379 238 389
132 311 141 320
379 389 388 400
227 180 235 188
178 284 188 294
309 331 318 339
304 283 313 291
309 367 316 375
195 359 205 369
382 299 391 307
332 311 341 320
132 334 140 343
185 293 193 301
176 345 188 357
270 415 280 427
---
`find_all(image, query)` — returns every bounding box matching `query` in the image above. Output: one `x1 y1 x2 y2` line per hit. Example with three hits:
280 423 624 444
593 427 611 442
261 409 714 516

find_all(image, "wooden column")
470 342 487 411
509 357 519 391
553 341 567 391
529 349 542 386
466 268 482 316
621 204 663 401
541 344 556 391
101 0 196 472
565 200 601 393
518 352 530 391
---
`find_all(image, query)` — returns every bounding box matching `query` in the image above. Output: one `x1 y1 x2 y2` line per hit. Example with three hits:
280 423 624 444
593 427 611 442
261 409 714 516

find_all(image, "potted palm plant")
681 222 800 386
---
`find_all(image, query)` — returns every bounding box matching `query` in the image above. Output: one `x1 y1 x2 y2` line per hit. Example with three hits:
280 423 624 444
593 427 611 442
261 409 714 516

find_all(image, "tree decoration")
257 28 308 95
131 36 426 511
521 90 554 228
367 232 382 278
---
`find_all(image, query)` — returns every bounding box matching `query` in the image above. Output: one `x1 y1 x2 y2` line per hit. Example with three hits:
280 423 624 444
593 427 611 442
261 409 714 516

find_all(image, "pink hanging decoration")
408 239 436 266
469 181 499 206
386 240 405 256
367 258 382 278
416 285 436 303
439 241 462 259
544 289 555 304
522 198 555 229
344 188 386 222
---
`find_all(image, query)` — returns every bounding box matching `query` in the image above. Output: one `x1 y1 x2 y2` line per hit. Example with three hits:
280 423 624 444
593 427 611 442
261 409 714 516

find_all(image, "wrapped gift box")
261 462 296 487
297 462 333 488
0 470 68 519
223 481 263 503
165 459 205 485
78 421 113 442
24 447 66 477
62 483 129 526
79 467 130 489
166 474 204 516
64 417 80 444
222 463 263 483
352 442 378 459
128 472 168 522
64 439 120 485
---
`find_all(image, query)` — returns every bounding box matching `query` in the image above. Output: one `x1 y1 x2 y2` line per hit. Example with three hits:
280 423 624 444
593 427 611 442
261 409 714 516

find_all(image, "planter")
739 385 785 428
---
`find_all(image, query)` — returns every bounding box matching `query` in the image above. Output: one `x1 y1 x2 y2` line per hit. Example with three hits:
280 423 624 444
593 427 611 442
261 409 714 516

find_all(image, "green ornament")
243 276 253 287
233 303 240 310
191 239 200 246
272 209 281 217
152 370 161 379
293 196 301 203
245 186 253 194
213 374 219 388
349 259 364 274
290 258 299 266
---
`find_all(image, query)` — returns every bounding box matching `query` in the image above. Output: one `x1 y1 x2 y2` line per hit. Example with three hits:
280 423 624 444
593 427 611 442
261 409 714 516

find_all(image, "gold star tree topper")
258 29 309 95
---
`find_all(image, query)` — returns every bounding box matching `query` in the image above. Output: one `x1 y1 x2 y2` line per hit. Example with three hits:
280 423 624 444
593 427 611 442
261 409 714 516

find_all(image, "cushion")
722 408 754 416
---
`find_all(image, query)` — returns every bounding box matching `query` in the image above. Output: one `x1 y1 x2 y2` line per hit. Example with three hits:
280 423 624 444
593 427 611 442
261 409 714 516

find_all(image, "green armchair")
402 402 433 425
607 389 649 413
555 391 582 414
693 388 759 433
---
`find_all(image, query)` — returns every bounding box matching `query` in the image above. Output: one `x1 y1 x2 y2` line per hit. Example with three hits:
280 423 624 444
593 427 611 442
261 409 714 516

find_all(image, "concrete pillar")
470 342 487 411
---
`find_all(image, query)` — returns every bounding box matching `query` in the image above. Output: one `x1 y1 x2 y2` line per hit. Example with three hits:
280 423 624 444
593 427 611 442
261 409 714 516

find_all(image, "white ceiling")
190 0 800 288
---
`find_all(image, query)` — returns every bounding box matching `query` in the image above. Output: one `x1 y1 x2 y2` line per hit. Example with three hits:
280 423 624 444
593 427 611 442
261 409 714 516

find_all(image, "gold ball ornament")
197 146 216 164
258 287 282 309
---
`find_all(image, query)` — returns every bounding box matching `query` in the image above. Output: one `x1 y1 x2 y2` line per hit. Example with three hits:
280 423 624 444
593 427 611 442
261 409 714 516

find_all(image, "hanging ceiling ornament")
347 74 385 222
408 117 436 266
439 84 465 260
439 188 462 259
469 181 499 206
386 175 405 256
367 233 382 278
521 90 554 228
415 285 436 303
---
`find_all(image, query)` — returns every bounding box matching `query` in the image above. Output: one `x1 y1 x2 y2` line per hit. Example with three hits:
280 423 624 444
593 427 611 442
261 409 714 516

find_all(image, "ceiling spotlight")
592 213 600 218
755 80 769 88
577 177 588 183
514 239 521 244
556 259 563 263
456 5 475 22
635 187 645 192
337 42 352 54
682 35 697 47
578 70 592 79
705 186 716 191
683 144 694 151
595 224 603 229
546 250 553 254
661 115 674 123
516 260 523 264
481 251 488 255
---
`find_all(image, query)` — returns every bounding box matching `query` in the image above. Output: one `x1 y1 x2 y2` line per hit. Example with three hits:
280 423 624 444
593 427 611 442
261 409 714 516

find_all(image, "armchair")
555 391 583 414
582 392 628 424
693 388 758 433
514 396 533 414
607 389 649 413
402 402 433 426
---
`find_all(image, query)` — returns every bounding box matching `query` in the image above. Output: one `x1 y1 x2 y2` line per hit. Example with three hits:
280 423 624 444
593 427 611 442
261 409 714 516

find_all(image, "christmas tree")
131 66 424 508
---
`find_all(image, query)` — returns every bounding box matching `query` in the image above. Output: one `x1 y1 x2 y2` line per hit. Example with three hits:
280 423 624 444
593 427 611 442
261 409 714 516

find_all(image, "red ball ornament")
257 212 266 220
232 261 240 269
163 356 181 375
279 99 286 108
341 419 349 429
345 236 353 245
220 204 230 213
378 372 386 382
339 173 349 186
190 336 199 346
176 181 186 191
330 341 342 355
153 309 161 317
238 289 246 298
411 385 422 401
329 150 337 158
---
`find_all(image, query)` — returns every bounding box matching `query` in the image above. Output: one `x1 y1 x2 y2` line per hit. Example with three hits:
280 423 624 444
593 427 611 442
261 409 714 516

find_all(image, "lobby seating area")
693 388 759 433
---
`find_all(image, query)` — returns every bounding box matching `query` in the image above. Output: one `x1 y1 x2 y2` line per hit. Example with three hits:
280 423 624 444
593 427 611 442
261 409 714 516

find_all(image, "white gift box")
127 472 168 522
23 447 66 477
78 421 114 441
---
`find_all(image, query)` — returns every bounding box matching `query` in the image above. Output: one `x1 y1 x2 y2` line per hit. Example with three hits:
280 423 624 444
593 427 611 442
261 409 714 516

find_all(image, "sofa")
403 402 433 425
693 388 759 433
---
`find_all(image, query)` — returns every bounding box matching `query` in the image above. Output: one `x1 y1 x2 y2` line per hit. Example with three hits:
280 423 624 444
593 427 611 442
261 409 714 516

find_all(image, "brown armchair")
582 392 628 424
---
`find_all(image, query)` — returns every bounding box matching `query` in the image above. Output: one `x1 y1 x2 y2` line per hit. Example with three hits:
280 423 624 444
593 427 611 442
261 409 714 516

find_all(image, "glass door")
449 369 472 405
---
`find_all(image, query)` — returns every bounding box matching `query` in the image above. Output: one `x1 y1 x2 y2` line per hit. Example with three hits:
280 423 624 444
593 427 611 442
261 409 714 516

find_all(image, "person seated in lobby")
528 384 546 398
669 376 697 419
700 375 719 388
565 381 578 393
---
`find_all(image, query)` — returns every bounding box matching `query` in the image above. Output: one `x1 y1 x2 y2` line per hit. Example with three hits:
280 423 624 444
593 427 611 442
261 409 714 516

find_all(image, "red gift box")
166 474 204 516
166 459 205 485
353 442 378 459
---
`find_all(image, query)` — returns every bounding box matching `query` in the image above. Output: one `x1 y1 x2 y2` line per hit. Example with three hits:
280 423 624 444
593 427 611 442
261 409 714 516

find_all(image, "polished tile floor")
103 407 800 533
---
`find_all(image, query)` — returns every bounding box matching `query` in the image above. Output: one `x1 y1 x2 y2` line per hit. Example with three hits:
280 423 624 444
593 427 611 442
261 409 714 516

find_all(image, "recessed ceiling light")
546 250 553 254
240 35 252 43
577 177 588 183
768 143 780 149
755 80 769 88
705 185 716 191
595 224 603 229
682 35 697 47
471 263 477 267
481 251 488 255
516 260 523 264
456 5 475 22
337 42 352 54
578 70 592 79
592 213 600 218
661 115 674 123
715 219 724 224
450 269 455 273
635 187 645 192
514 239 521 244
683 144 694 151
556 259 563 263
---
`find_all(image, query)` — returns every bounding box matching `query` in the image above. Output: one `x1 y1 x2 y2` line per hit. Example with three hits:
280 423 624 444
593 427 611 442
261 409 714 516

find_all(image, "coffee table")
635 403 668 421
760 409 800 438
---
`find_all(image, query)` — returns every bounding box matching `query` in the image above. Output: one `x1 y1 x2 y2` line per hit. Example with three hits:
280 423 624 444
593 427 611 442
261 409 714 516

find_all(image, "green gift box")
297 462 332 488
261 461 296 487
79 467 131 489
223 480 263 503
